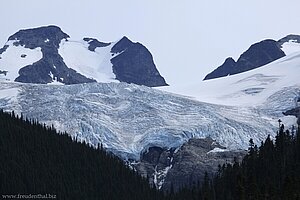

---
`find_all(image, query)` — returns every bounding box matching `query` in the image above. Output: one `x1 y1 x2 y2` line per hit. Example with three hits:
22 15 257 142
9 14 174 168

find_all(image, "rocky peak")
111 36 133 53
235 39 285 71
203 57 237 80
8 25 69 49
204 39 286 80
111 37 168 87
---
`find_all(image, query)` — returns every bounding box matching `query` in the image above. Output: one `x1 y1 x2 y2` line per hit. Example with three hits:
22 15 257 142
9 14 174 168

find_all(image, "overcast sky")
1 0 300 86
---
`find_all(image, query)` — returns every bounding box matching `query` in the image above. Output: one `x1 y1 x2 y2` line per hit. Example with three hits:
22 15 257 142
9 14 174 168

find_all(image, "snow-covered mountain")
1 31 300 189
0 25 167 87
161 37 300 107
203 35 300 80
1 51 299 187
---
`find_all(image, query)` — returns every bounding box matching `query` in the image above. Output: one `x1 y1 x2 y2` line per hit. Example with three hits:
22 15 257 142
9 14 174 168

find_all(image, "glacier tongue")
0 81 297 160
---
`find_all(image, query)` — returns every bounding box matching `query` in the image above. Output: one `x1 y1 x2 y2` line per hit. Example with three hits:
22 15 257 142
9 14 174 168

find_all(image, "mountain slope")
0 25 167 87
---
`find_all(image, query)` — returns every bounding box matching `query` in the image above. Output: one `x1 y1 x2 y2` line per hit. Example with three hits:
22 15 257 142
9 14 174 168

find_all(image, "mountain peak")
223 57 236 66
204 38 286 80
203 57 237 80
111 36 134 53
8 25 69 49
111 36 168 87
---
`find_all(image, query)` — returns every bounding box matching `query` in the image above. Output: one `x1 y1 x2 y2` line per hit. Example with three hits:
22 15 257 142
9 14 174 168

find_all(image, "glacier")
0 79 298 160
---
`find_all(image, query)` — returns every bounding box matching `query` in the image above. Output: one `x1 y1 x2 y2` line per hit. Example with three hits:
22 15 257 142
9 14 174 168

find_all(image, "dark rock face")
111 37 168 87
204 39 286 80
283 107 300 117
235 40 285 72
134 147 175 188
0 45 8 55
8 25 96 84
204 57 237 80
15 53 95 84
141 146 165 164
134 138 246 191
111 36 133 53
83 38 111 51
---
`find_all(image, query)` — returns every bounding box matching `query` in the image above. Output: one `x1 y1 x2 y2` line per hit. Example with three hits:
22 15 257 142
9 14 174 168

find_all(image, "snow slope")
281 40 300 56
58 39 118 83
0 40 43 81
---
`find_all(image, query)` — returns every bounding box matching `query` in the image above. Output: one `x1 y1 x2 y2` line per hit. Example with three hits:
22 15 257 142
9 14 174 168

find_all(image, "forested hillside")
0 110 163 200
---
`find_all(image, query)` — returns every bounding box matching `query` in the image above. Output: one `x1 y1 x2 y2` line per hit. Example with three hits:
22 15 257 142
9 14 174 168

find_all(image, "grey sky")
1 0 300 86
